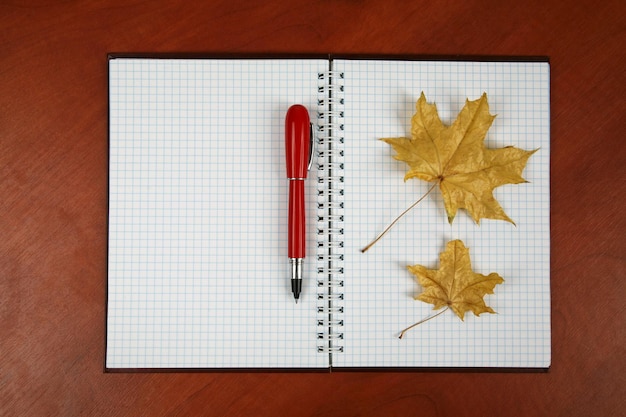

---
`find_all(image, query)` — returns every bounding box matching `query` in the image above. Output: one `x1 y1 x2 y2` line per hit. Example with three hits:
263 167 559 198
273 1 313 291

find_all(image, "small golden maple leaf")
382 92 537 224
398 240 504 338
408 239 504 321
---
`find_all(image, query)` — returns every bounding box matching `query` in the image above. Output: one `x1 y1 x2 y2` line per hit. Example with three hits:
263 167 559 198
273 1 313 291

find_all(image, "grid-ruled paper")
107 58 328 369
333 59 551 368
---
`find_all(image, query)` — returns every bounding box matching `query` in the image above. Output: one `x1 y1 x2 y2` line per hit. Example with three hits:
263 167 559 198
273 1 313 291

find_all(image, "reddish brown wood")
1 0 624 415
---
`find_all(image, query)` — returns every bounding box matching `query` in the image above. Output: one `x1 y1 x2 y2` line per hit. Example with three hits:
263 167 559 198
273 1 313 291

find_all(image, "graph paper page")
107 58 328 369
334 59 551 368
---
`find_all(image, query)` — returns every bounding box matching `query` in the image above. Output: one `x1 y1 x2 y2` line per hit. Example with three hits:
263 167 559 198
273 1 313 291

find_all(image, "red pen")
285 105 311 303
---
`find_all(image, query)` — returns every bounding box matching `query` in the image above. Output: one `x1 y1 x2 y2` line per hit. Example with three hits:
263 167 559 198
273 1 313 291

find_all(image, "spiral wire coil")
316 70 345 355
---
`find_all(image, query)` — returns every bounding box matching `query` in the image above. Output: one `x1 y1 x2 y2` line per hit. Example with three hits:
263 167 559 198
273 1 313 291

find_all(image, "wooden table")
2 1 624 415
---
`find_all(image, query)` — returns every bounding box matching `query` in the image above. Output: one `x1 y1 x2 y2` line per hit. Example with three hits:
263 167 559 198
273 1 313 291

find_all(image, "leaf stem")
398 307 449 339
361 181 438 253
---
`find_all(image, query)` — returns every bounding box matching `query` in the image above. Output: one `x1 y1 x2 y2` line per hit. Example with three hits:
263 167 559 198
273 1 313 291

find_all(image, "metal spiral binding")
316 69 345 356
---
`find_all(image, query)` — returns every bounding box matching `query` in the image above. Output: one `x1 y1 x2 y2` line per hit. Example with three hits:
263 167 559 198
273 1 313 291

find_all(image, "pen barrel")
288 179 306 259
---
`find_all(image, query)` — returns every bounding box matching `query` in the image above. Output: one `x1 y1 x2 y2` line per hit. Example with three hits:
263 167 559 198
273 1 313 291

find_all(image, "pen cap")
285 105 311 179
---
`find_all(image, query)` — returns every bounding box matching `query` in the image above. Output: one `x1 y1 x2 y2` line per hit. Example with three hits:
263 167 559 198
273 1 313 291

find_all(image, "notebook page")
334 59 550 368
107 58 328 369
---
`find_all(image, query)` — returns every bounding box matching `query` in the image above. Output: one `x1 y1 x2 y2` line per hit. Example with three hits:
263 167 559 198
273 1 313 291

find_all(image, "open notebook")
107 55 550 370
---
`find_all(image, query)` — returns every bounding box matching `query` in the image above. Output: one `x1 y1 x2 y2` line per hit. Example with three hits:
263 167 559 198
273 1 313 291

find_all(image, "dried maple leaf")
383 92 536 224
399 239 504 338
361 93 536 253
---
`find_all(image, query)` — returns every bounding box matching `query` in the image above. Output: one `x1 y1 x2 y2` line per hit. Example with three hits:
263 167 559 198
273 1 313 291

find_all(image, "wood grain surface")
1 0 624 415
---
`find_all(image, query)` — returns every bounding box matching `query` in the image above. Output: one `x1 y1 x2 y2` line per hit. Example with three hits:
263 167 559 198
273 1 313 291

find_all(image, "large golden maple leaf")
382 92 536 224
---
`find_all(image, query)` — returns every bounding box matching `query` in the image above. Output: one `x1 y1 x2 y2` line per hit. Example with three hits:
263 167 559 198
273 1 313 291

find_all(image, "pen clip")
307 123 315 171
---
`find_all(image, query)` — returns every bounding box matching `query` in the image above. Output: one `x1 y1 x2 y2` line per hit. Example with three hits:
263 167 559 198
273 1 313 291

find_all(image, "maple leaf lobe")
407 240 504 321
